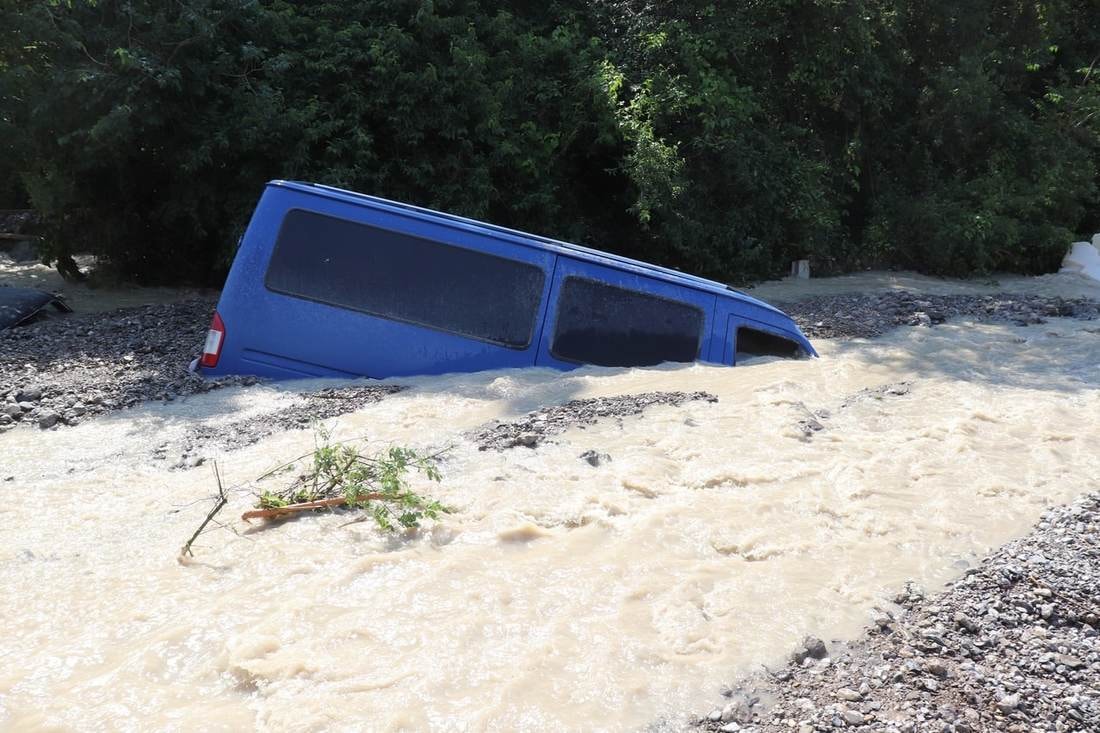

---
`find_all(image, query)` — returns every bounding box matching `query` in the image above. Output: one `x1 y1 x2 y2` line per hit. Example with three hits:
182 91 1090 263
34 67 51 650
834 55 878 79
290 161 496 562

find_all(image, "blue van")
198 181 816 379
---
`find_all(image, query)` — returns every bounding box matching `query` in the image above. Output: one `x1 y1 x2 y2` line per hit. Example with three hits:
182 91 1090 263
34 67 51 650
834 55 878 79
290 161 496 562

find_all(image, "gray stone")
954 613 980 633
996 694 1019 713
842 710 865 726
579 450 611 467
803 636 828 660
923 660 948 678
837 688 862 702
14 387 42 402
514 432 540 447
1 404 22 419
872 611 893 629
1053 654 1083 669
37 411 59 429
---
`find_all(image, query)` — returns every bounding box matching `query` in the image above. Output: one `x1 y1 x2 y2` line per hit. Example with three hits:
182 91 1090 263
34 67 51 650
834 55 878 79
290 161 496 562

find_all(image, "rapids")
1 274 1099 731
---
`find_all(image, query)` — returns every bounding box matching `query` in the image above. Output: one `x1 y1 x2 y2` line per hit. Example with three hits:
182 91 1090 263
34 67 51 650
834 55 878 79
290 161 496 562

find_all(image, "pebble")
922 660 948 678
841 710 865 726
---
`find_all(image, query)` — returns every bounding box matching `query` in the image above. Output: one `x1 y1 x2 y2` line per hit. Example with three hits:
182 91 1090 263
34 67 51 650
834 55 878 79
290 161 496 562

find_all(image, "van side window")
265 209 545 348
736 326 803 360
551 277 703 367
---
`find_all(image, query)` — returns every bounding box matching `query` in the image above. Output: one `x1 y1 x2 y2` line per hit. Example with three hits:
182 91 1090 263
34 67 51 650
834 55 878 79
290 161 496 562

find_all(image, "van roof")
271 180 785 317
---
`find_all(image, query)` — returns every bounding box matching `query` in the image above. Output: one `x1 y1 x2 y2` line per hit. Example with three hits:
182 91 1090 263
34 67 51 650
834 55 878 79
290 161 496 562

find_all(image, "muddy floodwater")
2 275 1099 731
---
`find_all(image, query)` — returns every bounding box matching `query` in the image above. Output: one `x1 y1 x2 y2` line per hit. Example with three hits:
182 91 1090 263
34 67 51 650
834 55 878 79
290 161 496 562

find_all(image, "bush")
3 0 1099 283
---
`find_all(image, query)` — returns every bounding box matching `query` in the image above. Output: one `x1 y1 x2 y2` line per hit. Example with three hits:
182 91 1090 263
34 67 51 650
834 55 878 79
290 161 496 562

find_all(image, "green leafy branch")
246 428 451 531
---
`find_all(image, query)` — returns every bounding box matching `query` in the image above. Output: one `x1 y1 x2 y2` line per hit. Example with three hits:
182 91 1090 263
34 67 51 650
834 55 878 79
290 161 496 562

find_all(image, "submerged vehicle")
0 287 72 331
198 181 816 380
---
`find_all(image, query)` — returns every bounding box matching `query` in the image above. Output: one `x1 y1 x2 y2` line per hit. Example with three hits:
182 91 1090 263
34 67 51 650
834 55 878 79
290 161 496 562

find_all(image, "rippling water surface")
1 275 1098 731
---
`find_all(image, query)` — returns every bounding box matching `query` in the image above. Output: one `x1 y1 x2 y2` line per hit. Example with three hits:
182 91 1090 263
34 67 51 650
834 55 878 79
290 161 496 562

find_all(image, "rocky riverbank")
0 297 264 431
779 292 1100 339
698 493 1100 733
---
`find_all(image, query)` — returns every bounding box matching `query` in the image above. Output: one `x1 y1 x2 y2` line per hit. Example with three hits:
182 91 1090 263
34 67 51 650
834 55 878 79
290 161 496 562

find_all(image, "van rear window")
265 209 545 348
550 277 703 366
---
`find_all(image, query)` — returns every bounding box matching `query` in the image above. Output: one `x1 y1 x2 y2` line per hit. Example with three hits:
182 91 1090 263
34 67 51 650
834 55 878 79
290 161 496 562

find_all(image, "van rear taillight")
200 312 226 368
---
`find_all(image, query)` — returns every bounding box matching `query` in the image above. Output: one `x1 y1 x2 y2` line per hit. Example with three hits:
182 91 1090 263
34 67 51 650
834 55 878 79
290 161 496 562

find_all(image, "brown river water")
1 273 1099 731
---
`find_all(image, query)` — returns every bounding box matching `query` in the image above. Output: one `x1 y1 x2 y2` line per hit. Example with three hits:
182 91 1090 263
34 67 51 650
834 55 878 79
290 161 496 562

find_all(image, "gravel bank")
0 298 268 431
469 391 718 451
158 384 404 468
698 494 1100 733
779 292 1100 339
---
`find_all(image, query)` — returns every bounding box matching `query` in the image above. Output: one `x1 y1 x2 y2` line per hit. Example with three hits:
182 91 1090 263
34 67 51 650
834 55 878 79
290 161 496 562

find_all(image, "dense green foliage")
2 1 1098 283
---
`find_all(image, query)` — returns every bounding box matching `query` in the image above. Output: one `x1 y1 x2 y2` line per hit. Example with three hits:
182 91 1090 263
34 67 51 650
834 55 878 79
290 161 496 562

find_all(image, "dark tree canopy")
2 0 1098 284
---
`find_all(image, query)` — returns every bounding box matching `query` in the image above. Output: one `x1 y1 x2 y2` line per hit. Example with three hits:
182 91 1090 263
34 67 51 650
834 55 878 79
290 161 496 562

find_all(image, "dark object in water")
0 287 72 330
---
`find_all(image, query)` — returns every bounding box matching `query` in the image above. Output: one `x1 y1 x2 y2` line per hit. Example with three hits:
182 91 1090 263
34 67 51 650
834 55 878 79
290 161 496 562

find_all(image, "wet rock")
514 432 540 448
791 636 828 664
579 450 612 467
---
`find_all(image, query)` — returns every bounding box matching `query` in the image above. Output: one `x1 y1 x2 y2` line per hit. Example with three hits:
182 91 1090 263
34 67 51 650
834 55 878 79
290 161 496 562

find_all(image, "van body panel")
713 298 816 365
203 181 816 380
